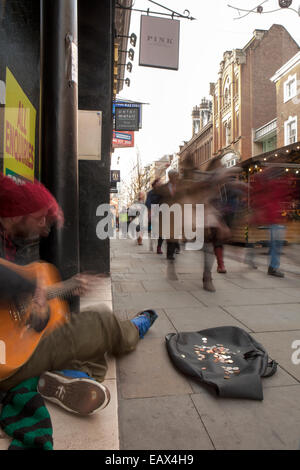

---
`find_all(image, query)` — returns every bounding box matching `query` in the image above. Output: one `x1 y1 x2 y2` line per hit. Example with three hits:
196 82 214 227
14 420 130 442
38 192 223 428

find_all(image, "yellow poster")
3 67 36 182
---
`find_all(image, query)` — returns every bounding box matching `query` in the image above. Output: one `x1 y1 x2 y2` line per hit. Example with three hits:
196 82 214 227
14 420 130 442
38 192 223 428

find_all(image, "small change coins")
193 338 241 380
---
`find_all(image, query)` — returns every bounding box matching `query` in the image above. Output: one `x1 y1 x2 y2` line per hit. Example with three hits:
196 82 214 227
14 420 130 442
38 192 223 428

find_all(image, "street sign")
112 130 135 148
110 170 120 182
110 188 118 193
115 106 139 131
113 100 142 129
139 15 180 70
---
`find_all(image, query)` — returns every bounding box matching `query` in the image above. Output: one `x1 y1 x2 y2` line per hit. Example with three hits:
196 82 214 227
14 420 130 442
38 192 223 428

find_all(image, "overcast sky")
112 0 300 181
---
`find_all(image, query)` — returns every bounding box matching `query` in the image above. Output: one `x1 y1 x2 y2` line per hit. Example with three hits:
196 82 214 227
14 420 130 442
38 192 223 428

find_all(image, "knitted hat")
0 174 64 226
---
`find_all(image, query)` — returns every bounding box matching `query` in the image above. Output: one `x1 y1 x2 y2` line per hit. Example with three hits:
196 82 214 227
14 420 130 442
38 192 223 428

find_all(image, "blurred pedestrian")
249 168 294 277
119 206 128 238
154 170 181 260
145 178 164 254
130 191 147 245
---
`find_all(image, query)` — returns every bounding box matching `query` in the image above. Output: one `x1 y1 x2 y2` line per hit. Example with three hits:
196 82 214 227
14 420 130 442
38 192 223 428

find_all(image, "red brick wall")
179 124 213 170
240 25 299 161
252 25 299 129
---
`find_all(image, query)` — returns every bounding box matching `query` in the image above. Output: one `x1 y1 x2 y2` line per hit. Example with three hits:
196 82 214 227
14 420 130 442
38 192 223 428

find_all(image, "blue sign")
113 100 142 129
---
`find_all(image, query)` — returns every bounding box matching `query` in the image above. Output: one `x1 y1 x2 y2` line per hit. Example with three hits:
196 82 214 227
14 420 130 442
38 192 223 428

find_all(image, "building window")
221 152 238 168
284 74 297 103
284 116 297 145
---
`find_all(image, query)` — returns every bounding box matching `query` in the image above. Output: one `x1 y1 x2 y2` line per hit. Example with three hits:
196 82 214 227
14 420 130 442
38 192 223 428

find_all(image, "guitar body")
0 259 70 381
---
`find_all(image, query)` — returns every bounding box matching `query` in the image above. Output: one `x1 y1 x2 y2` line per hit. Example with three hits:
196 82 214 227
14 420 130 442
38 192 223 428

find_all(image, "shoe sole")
37 372 111 415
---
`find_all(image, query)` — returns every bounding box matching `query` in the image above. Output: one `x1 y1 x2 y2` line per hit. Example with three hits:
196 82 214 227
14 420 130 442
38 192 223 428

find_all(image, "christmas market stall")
230 141 300 245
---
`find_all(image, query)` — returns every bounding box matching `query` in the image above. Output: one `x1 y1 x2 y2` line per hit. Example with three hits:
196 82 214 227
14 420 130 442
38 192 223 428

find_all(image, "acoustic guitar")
0 258 81 381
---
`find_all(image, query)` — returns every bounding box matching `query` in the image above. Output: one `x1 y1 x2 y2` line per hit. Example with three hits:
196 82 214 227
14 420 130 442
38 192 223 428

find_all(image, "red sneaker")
157 246 163 254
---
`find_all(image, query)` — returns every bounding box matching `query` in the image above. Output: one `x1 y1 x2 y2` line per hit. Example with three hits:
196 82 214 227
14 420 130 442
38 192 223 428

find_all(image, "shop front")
230 141 300 245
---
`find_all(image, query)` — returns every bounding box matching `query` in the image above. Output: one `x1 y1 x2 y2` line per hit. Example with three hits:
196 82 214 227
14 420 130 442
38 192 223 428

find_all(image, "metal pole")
40 0 79 283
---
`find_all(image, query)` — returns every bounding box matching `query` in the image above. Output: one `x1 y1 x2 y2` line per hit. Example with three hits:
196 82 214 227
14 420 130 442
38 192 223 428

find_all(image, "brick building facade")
211 25 299 165
271 51 300 148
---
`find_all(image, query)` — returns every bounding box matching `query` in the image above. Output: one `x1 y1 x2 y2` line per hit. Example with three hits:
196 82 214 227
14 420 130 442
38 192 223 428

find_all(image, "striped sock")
0 377 53 450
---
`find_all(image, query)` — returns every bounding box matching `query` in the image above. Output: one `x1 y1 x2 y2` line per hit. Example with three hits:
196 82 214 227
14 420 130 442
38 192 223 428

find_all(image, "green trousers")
0 307 139 391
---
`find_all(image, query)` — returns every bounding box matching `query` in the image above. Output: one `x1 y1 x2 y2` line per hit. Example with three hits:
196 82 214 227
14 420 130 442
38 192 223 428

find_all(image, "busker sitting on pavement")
0 174 158 416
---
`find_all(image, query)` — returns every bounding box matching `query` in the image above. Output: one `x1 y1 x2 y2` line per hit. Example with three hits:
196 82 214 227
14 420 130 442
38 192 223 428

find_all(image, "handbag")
165 326 277 400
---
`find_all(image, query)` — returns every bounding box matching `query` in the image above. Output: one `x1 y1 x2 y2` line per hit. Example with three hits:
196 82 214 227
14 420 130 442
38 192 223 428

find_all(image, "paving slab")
113 291 203 310
167 279 203 291
117 338 193 399
118 395 214 450
191 287 294 307
142 264 167 274
119 281 146 293
229 276 300 289
164 306 250 332
224 303 300 332
142 280 176 292
253 331 300 381
277 288 300 301
191 385 300 450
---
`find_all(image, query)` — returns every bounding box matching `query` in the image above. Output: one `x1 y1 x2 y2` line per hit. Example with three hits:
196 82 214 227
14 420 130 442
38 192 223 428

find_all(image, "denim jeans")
269 225 285 270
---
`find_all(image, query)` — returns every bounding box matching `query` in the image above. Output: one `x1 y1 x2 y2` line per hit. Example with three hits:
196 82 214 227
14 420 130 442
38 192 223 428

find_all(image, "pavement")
1 238 299 450
111 237 300 451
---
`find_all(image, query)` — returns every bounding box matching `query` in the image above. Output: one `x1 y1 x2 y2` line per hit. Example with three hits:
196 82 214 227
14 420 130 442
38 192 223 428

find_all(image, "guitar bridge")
9 307 21 323
9 300 27 324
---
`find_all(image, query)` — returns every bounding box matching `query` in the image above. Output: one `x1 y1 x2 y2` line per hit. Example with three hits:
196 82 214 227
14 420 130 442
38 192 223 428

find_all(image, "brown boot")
214 246 227 273
203 273 216 292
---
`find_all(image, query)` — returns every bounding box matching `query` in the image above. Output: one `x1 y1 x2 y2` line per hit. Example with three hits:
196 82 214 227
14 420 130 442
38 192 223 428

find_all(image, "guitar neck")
47 279 79 301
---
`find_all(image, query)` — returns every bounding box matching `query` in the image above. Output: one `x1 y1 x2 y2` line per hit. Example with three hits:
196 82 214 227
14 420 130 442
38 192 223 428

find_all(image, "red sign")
112 130 134 148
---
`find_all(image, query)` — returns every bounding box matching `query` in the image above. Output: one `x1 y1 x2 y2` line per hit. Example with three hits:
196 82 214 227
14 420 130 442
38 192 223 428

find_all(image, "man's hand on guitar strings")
71 273 104 297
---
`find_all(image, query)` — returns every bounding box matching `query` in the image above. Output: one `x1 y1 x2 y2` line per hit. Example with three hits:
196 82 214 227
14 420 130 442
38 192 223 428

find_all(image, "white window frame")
284 115 298 146
284 73 297 103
